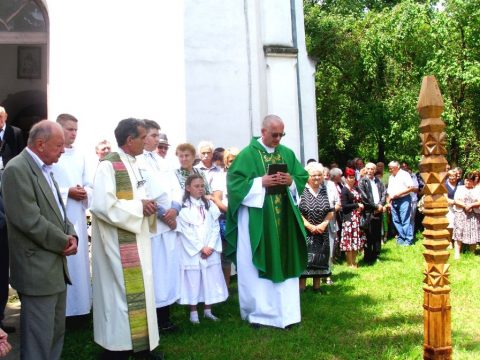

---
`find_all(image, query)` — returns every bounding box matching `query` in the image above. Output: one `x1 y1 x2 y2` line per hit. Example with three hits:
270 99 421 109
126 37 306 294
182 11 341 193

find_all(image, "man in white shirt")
194 141 220 190
138 120 181 333
386 161 414 245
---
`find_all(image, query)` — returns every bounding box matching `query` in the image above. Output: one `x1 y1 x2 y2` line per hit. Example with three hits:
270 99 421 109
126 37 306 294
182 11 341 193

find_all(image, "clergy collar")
257 137 276 153
118 148 137 161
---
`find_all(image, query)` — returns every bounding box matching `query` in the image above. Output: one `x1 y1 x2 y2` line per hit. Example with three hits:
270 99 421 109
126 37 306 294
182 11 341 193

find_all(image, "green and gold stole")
104 152 149 352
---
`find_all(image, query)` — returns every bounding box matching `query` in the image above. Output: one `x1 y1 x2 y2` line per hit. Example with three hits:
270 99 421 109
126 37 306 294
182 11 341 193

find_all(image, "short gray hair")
27 120 56 146
198 140 214 153
388 161 400 168
305 162 324 174
330 167 343 178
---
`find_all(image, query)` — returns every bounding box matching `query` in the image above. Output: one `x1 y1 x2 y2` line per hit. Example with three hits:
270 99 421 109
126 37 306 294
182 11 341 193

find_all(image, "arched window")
0 0 46 32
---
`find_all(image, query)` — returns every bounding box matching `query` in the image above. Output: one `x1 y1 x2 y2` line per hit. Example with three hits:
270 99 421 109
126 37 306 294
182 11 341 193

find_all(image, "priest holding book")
226 114 308 329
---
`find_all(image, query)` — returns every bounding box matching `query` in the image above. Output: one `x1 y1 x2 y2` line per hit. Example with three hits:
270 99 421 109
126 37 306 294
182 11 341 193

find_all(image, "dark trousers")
156 306 170 327
0 226 8 324
364 216 382 263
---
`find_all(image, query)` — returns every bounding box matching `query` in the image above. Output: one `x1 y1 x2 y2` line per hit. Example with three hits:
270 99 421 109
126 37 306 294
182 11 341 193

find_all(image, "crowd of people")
0 106 479 359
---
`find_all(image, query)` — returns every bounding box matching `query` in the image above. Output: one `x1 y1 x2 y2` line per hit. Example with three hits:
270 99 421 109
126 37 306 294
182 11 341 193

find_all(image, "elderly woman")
299 162 334 292
329 167 344 261
211 147 240 286
452 172 480 259
175 143 211 196
340 167 366 268
323 166 341 285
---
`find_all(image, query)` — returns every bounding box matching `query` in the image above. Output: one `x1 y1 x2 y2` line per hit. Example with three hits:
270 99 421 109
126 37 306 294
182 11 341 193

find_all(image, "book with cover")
266 163 288 195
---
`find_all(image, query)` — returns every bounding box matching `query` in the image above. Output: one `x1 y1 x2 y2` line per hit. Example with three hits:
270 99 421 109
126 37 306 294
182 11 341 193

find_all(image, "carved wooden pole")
417 75 452 359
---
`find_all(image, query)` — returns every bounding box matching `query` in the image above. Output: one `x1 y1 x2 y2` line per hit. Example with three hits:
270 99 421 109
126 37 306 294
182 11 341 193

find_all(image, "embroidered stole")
104 152 149 352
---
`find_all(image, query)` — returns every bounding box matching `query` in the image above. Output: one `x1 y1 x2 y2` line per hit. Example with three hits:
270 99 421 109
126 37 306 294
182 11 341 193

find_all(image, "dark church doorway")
0 0 48 142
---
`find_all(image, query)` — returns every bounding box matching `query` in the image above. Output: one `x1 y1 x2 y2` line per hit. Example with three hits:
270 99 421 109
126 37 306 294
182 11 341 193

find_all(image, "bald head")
261 114 285 148
28 120 65 165
262 114 283 129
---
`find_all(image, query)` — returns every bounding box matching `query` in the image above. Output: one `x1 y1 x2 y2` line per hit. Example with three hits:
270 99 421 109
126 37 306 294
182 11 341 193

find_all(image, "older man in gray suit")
2 120 77 360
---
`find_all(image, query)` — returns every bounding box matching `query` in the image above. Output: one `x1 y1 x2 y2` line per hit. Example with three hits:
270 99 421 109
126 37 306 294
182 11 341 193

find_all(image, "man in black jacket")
358 162 386 264
0 106 25 333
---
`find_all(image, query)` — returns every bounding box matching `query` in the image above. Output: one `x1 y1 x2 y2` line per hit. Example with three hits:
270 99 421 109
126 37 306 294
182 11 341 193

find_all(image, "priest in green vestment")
225 114 308 328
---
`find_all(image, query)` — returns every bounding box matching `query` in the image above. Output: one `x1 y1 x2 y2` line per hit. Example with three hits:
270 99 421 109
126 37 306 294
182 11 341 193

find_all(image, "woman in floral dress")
452 172 480 259
340 167 366 268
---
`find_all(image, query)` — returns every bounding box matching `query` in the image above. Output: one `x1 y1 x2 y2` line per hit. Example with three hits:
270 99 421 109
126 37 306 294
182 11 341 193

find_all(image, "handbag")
307 252 326 270
359 212 371 232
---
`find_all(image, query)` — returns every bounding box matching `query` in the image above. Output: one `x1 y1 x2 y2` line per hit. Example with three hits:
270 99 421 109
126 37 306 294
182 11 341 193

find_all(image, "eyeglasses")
157 145 169 150
270 132 286 138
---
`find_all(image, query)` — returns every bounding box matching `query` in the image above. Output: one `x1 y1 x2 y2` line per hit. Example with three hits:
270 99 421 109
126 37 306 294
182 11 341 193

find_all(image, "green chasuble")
225 138 309 283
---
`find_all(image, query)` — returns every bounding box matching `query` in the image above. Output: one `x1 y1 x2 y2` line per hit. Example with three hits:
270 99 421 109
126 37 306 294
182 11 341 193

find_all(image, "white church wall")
293 0 319 162
265 55 301 156
184 0 317 162
261 0 293 46
47 0 186 155
184 0 252 150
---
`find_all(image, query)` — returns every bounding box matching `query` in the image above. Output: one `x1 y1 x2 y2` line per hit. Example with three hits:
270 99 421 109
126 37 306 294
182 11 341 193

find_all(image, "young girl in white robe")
177 174 228 324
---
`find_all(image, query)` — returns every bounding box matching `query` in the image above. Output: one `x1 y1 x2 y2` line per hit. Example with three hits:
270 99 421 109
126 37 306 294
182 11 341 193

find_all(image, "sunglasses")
271 132 286 138
157 145 169 150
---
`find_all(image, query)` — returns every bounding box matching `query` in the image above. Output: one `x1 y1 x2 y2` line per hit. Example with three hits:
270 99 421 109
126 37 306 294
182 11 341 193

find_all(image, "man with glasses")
226 114 308 329
90 118 162 359
195 140 220 189
156 133 170 159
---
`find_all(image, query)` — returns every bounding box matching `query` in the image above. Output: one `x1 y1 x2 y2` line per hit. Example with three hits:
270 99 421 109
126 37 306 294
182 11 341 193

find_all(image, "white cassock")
52 146 92 316
177 198 228 305
138 151 181 308
237 177 301 328
90 150 159 351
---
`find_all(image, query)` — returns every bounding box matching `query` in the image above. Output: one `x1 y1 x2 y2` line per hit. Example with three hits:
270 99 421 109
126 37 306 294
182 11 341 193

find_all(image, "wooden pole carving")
417 75 452 360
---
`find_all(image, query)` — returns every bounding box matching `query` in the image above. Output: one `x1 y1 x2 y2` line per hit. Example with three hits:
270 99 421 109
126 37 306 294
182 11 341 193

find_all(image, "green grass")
62 237 480 359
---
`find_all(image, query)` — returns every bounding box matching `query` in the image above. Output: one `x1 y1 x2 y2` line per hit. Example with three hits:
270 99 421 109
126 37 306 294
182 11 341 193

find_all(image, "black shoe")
159 321 177 333
250 322 263 330
0 324 15 333
132 350 165 360
148 351 165 360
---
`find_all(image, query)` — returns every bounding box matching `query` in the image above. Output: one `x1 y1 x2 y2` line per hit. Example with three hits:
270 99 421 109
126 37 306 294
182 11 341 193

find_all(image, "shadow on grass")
62 239 477 360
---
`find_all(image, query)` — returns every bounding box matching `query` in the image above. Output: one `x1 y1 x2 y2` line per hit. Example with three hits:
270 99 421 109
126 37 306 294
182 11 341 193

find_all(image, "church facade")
0 0 317 162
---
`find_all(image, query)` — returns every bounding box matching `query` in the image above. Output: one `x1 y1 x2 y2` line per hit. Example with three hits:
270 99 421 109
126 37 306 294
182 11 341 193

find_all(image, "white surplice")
90 150 159 351
138 151 181 308
177 198 228 305
52 146 92 316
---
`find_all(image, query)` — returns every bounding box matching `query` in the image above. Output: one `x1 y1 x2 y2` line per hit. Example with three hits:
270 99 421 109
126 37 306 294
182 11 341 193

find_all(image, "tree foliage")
304 0 480 170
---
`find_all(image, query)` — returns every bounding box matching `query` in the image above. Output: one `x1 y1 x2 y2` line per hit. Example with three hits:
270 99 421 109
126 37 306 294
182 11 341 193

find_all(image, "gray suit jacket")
2 149 76 296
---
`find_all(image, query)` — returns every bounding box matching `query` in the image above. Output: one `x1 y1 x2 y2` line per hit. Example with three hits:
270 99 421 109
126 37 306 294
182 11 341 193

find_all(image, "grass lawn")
62 237 480 359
